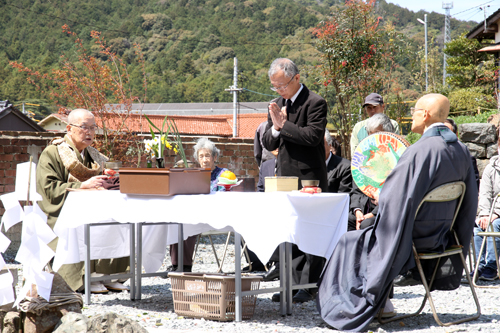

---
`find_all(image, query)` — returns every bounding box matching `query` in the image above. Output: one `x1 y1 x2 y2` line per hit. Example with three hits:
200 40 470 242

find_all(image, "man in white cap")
349 93 399 157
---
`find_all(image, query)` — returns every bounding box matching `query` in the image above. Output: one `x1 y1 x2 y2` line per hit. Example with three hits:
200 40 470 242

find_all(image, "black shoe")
262 264 280 281
292 289 317 303
242 263 266 272
160 265 192 279
271 290 298 302
394 270 420 287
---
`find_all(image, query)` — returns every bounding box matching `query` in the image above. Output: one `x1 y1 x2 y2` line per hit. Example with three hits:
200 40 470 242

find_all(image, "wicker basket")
168 272 262 321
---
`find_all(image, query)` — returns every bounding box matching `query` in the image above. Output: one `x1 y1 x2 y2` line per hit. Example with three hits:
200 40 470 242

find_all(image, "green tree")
312 0 409 158
445 33 498 91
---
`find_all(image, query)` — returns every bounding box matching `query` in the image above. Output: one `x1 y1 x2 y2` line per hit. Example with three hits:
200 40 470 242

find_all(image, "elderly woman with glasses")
166 138 228 273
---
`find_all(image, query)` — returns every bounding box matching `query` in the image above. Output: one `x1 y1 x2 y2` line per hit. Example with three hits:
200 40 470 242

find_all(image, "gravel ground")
6 235 500 333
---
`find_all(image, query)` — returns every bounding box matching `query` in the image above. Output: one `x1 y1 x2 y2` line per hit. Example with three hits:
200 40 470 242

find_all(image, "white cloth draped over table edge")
53 191 349 273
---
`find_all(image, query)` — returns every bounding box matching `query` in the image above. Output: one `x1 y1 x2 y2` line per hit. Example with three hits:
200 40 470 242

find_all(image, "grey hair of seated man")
193 137 220 160
324 128 333 146
366 113 394 134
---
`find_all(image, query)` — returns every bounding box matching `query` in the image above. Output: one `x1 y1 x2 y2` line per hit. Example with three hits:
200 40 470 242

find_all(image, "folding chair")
472 193 500 288
192 231 252 273
379 181 481 326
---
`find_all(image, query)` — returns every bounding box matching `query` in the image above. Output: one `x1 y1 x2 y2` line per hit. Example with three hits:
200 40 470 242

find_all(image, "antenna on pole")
442 2 453 86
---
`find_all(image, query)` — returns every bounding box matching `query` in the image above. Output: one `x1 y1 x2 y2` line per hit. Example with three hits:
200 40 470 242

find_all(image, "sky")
387 0 500 22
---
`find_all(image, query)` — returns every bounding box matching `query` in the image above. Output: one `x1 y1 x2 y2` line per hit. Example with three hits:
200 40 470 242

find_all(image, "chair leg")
207 235 222 272
216 232 232 273
472 235 493 289
192 234 201 262
380 247 481 326
378 247 429 324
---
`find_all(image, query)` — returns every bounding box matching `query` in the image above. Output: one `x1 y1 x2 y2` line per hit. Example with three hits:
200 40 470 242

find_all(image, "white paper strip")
0 192 24 231
0 232 11 254
0 270 15 306
15 162 42 202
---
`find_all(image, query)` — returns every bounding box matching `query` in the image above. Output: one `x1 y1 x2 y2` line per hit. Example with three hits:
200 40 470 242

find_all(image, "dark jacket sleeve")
279 97 327 147
349 182 367 213
254 126 263 166
338 160 353 194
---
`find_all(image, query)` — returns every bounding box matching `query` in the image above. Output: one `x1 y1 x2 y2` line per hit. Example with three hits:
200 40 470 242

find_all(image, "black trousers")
269 243 325 289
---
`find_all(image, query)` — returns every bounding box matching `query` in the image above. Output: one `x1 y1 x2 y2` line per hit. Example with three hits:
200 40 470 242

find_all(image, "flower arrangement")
143 115 188 167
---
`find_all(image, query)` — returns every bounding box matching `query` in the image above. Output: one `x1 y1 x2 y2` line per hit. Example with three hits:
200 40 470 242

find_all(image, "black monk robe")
316 125 478 332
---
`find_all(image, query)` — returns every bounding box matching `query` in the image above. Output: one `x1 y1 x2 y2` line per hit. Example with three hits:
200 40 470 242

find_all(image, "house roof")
467 7 500 40
38 113 69 127
107 102 271 116
0 101 46 132
478 43 500 53
40 112 268 138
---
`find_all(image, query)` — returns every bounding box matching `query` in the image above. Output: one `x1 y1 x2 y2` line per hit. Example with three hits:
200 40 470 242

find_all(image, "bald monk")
37 109 130 293
317 94 478 331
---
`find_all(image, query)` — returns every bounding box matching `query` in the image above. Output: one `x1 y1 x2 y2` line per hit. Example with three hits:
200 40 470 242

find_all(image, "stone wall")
0 131 259 256
459 123 498 176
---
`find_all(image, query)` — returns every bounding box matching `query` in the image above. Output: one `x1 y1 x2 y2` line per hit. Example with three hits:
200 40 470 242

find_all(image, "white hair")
193 137 220 160
366 113 394 134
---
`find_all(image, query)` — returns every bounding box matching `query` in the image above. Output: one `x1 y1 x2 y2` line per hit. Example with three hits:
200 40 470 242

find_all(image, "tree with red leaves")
10 25 147 164
312 0 408 159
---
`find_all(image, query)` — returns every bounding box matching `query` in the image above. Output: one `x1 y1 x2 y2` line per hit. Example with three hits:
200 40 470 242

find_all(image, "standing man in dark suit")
263 58 328 192
262 58 328 303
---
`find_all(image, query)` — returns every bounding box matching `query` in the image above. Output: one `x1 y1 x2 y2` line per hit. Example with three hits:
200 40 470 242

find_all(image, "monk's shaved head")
68 109 94 124
416 94 449 122
411 94 450 134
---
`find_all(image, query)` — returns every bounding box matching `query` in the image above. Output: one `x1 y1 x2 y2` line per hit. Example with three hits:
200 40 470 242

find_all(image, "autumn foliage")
312 0 408 159
10 25 147 164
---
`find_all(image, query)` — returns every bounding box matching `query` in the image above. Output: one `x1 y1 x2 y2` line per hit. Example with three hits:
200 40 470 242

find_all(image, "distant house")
467 8 500 107
39 112 267 139
467 8 500 43
39 102 270 138
38 113 69 132
0 101 45 132
106 102 269 116
95 112 267 139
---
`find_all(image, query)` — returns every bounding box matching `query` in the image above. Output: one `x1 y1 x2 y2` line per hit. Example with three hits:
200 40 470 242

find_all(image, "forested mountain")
0 0 477 118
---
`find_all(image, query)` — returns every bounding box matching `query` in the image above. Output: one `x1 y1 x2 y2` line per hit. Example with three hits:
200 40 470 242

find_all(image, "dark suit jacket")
257 158 276 192
349 182 379 216
262 85 328 191
326 152 352 193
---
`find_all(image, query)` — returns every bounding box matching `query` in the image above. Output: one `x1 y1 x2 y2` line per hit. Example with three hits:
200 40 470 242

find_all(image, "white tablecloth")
53 191 349 273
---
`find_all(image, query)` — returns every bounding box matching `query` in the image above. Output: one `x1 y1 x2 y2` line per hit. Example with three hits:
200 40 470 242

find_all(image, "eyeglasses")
70 124 98 132
410 107 426 116
270 75 296 92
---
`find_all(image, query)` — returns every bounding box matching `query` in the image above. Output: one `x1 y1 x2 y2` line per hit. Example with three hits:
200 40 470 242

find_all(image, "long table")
53 190 348 320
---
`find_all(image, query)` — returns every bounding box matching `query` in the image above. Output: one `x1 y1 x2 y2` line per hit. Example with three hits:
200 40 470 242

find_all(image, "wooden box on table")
119 168 211 195
264 176 299 192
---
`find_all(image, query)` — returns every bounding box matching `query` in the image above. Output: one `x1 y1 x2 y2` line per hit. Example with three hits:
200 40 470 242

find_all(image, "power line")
452 0 496 18
241 88 279 98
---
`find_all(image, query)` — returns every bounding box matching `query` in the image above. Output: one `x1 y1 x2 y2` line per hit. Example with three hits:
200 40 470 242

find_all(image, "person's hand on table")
81 175 108 189
269 102 287 130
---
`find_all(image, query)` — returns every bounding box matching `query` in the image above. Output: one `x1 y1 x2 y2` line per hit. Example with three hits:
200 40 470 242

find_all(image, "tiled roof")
94 113 268 138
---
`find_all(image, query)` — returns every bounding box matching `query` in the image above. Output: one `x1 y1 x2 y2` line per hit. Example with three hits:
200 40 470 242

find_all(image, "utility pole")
442 2 453 86
480 5 490 32
225 57 242 137
417 14 428 91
